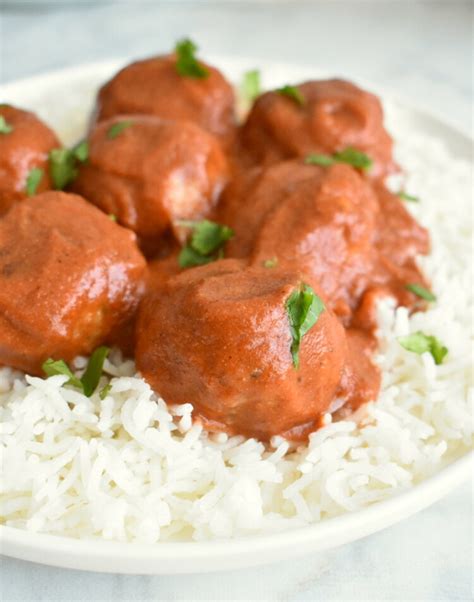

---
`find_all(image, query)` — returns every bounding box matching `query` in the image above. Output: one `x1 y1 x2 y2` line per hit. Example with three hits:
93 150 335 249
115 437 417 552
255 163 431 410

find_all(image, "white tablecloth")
0 2 472 600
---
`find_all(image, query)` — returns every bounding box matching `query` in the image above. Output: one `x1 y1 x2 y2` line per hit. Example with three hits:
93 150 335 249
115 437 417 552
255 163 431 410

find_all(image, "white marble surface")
0 1 472 600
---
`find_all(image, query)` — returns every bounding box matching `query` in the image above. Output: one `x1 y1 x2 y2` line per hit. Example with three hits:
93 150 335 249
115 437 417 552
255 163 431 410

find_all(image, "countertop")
0 1 472 600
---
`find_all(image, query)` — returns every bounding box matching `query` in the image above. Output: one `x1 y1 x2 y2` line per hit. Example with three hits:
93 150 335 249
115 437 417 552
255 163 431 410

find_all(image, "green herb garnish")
107 120 134 139
398 331 448 365
276 84 305 106
263 257 278 268
175 38 209 79
80 346 110 397
49 141 88 190
25 167 43 196
99 383 112 400
73 140 89 162
241 70 261 104
41 346 110 397
178 219 234 268
405 283 436 302
398 191 419 203
108 214 117 222
49 149 77 190
286 284 325 368
0 116 13 134
42 358 83 389
305 147 373 171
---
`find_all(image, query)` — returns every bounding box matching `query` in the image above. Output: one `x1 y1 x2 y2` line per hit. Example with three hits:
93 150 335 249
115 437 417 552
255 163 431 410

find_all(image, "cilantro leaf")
42 358 83 389
80 346 110 397
0 116 13 135
405 283 436 302
286 284 325 368
305 147 372 171
107 120 134 139
42 346 110 397
263 257 278 268
398 191 419 203
241 70 261 104
25 167 43 196
178 219 234 268
398 331 448 365
49 148 78 190
276 84 305 106
73 140 89 162
99 383 112 400
175 38 209 79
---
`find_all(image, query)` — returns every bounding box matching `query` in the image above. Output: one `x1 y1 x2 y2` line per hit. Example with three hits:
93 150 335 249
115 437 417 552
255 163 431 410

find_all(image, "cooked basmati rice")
0 120 472 543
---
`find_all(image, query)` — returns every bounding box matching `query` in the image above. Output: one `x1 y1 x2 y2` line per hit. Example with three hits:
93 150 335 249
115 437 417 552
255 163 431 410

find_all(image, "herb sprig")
241 69 261 104
286 284 325 368
398 332 447 365
178 219 234 268
305 147 373 171
405 283 436 302
276 84 305 106
107 121 134 139
42 346 111 397
49 141 89 190
0 116 13 135
175 39 209 79
25 167 44 196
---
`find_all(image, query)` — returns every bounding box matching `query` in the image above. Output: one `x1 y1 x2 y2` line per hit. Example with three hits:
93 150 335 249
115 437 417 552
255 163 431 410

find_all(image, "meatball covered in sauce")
0 191 147 374
220 161 379 321
242 79 396 179
0 105 59 215
136 260 347 441
71 116 229 254
95 54 235 138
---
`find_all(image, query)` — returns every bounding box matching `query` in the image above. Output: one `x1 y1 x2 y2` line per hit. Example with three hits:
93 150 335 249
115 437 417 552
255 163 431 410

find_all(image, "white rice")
0 129 472 543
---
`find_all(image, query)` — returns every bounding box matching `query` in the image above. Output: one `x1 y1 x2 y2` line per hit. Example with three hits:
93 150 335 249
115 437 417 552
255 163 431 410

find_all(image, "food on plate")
71 115 229 254
0 104 59 214
219 160 429 324
136 260 347 440
241 79 396 178
1 42 470 544
95 39 236 138
0 191 146 374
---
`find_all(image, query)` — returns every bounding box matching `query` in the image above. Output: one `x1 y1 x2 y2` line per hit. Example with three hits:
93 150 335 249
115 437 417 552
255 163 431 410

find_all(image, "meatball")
241 79 396 179
219 161 379 321
136 260 347 440
0 191 147 374
71 115 229 254
0 104 59 214
95 54 235 138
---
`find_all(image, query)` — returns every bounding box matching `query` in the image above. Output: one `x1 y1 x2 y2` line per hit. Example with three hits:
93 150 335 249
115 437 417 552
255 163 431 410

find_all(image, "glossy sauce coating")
136 260 347 440
96 55 236 138
71 115 229 254
241 79 396 179
0 105 59 214
219 161 428 326
0 191 147 374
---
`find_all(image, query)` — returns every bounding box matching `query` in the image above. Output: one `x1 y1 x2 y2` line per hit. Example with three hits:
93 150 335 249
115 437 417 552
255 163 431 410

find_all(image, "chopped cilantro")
41 346 110 397
398 191 419 203
276 84 305 106
107 120 134 139
99 383 112 400
263 257 278 268
175 38 209 79
305 147 372 171
286 284 325 368
178 219 234 268
398 331 448 365
241 69 261 104
25 167 43 196
405 283 436 302
0 116 13 134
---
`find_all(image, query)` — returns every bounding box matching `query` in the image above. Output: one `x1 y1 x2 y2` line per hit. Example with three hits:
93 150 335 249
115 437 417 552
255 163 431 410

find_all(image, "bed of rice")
0 124 472 543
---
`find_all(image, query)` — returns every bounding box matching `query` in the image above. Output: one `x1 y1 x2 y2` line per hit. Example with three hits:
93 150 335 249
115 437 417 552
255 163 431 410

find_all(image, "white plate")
0 58 472 575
